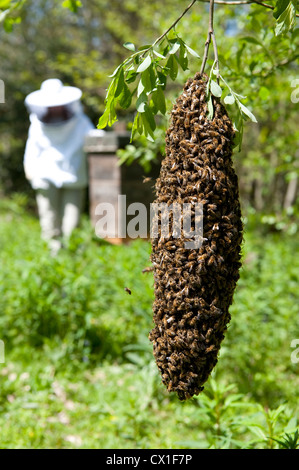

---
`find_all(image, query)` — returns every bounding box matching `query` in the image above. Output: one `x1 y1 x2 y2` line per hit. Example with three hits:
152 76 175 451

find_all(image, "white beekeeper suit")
24 78 95 254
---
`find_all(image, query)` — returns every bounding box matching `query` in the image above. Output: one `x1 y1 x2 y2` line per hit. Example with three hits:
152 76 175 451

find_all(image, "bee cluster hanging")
149 72 243 401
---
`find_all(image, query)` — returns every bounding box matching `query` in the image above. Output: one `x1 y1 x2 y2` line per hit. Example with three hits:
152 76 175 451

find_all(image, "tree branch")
198 0 299 17
200 0 219 77
152 0 197 48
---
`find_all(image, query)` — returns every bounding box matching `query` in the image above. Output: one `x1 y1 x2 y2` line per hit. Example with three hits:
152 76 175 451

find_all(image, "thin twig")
211 30 219 80
200 0 213 74
200 0 220 78
198 0 299 17
152 0 197 48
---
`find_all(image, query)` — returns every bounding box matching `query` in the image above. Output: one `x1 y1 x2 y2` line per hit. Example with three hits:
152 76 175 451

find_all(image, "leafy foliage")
98 31 201 142
273 0 297 36
97 0 297 146
97 18 259 146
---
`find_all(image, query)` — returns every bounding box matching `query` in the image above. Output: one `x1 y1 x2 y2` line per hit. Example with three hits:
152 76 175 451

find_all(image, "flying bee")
124 287 132 295
142 266 154 274
143 176 152 184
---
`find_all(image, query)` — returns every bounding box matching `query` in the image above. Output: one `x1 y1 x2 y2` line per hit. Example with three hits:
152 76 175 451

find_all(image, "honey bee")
178 286 190 297
190 341 200 355
207 254 217 267
143 176 152 184
190 98 200 110
206 345 215 353
142 266 154 274
189 316 198 327
215 103 222 114
215 143 223 154
124 287 132 295
202 169 211 181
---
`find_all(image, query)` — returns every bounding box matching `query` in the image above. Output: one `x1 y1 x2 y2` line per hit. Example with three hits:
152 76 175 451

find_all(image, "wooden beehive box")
85 129 160 242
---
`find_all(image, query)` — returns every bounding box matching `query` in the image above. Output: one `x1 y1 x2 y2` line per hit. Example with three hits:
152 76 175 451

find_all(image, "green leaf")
224 94 235 105
168 41 180 55
233 111 244 151
137 79 145 98
153 50 166 59
123 42 135 51
142 112 155 142
207 94 214 120
126 69 138 84
157 71 167 90
177 43 189 71
185 44 200 58
119 84 132 109
138 44 152 51
136 92 147 113
141 65 156 94
152 86 166 115
137 55 152 73
274 2 296 35
210 80 222 98
115 68 125 98
97 104 117 129
167 54 178 81
131 113 141 141
273 0 290 19
109 64 122 78
144 106 156 132
239 102 258 123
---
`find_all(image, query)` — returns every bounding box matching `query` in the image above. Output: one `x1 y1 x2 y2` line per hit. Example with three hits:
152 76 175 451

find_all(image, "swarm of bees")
149 73 243 401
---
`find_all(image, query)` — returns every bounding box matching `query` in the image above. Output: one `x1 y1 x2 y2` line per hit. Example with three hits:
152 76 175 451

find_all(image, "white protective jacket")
24 108 94 189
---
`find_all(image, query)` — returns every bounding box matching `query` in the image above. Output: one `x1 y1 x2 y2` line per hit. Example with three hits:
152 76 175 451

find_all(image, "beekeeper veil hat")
25 79 82 108
24 79 84 123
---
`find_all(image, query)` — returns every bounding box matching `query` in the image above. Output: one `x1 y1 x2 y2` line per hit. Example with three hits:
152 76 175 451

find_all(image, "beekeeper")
24 78 95 254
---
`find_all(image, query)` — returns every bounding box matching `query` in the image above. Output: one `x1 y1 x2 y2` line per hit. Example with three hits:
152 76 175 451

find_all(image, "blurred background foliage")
0 0 298 226
0 0 298 449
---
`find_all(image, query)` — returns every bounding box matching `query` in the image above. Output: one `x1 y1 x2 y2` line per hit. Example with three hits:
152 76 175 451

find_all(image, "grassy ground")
0 194 298 449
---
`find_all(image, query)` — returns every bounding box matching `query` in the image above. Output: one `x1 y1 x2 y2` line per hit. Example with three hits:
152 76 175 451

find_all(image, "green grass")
0 194 298 449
